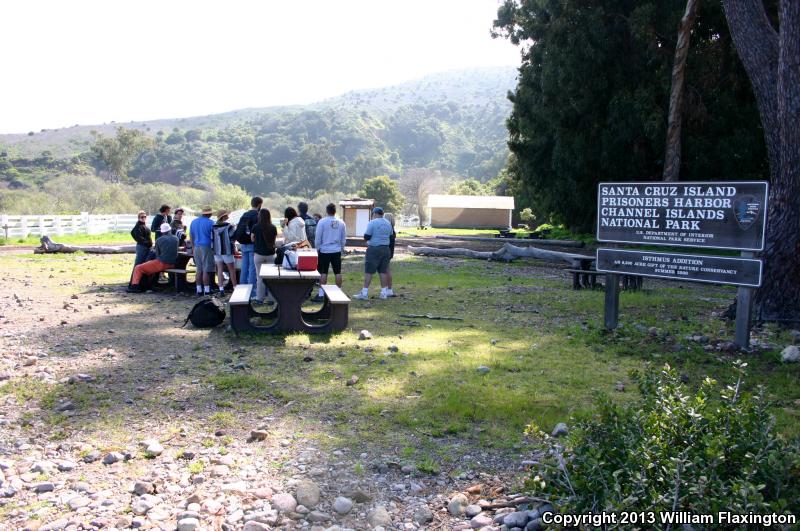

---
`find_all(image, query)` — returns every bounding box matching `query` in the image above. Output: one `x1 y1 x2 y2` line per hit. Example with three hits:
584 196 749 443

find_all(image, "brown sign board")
596 248 763 287
596 181 768 251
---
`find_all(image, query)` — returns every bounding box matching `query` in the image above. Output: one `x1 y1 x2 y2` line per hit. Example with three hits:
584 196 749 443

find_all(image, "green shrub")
525 363 800 518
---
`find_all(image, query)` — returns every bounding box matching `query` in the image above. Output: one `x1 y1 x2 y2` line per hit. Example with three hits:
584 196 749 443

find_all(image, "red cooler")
297 249 318 271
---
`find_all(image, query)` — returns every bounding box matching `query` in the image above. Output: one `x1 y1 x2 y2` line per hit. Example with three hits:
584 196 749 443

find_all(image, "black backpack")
304 216 317 247
183 297 226 328
233 210 257 245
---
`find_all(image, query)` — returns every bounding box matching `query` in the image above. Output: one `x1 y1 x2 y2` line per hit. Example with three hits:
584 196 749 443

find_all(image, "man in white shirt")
314 203 347 299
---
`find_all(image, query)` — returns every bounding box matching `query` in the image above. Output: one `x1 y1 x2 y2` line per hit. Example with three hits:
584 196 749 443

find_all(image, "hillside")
0 67 516 198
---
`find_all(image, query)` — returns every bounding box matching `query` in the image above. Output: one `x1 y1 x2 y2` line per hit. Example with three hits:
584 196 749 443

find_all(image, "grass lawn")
1 251 797 463
0 231 133 246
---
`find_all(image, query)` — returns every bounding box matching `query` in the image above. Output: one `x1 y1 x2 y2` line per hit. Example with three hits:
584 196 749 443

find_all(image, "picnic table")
228 264 350 334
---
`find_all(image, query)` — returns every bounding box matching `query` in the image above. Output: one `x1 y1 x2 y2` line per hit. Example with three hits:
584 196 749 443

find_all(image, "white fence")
0 213 199 239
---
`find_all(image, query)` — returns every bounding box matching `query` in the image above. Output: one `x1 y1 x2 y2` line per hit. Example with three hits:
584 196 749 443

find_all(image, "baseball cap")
160 223 171 233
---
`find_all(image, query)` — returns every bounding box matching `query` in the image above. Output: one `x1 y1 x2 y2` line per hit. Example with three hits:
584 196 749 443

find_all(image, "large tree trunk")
408 243 591 265
663 0 701 182
723 0 800 321
34 236 136 254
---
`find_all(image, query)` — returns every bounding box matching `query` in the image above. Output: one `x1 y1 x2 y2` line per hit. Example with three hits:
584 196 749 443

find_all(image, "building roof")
427 194 515 210
339 198 375 208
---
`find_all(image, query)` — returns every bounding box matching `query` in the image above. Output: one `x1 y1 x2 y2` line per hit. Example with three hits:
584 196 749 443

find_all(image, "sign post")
595 181 768 348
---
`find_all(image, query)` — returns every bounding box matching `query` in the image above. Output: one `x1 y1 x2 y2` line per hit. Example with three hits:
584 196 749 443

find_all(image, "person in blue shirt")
353 207 394 300
189 206 215 296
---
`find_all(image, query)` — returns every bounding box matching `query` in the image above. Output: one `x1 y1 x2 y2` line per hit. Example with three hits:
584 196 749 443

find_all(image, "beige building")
426 194 515 229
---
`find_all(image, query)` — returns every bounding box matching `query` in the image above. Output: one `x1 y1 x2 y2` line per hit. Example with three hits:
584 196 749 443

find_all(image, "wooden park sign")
595 181 768 348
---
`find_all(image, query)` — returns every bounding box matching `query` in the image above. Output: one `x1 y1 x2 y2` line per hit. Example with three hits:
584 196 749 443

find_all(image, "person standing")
384 212 397 297
171 207 187 247
129 211 152 286
353 207 393 300
252 208 278 304
314 203 346 300
150 204 172 240
234 196 263 294
298 201 317 248
189 206 215 296
212 209 237 296
128 223 178 292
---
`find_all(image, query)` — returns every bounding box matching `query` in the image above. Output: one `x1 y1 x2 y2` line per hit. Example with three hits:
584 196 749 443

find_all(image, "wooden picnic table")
228 264 349 333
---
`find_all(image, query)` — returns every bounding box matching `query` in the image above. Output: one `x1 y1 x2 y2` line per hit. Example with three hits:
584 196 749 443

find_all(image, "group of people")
127 197 397 301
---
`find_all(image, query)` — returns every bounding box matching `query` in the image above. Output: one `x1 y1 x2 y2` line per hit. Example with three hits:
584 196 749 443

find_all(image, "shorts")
365 245 391 274
317 252 342 275
193 245 215 274
214 254 235 265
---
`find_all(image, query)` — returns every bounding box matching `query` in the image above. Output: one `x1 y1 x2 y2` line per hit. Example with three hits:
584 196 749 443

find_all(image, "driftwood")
398 313 464 321
34 236 136 254
408 243 593 265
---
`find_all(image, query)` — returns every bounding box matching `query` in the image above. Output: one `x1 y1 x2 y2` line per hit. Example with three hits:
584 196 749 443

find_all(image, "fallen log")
34 236 136 254
407 242 593 265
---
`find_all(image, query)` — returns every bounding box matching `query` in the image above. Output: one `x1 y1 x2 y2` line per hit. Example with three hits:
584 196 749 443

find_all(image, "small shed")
427 194 515 229
339 198 375 237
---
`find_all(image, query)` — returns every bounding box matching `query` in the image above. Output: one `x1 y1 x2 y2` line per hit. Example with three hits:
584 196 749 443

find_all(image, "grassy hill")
0 67 517 214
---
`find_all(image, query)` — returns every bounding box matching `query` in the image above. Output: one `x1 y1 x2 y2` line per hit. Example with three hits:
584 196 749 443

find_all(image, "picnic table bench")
228 264 350 334
567 256 643 291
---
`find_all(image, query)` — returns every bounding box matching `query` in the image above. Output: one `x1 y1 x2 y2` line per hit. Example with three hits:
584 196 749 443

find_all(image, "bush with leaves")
525 363 799 521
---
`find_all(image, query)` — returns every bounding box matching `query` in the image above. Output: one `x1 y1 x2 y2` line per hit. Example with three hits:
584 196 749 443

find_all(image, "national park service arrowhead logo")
733 195 762 230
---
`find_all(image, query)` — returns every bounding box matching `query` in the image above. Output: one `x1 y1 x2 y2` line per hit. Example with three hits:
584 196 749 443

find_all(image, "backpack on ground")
304 217 317 247
183 297 226 328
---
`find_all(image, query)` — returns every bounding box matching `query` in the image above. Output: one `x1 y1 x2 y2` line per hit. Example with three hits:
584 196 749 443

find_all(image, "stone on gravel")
551 423 569 437
503 511 529 528
790 330 800 344
145 441 164 457
781 345 800 363
82 451 100 463
413 506 434 524
295 480 321 508
31 461 56 474
249 429 269 441
56 461 77 472
133 481 154 496
465 504 482 517
358 330 372 340
308 511 332 522
342 488 371 503
102 452 124 465
177 517 200 531
67 495 91 510
243 522 271 531
476 365 490 375
367 506 392 527
471 514 493 528
272 492 298 513
34 482 55 493
131 494 159 515
346 374 359 386
525 519 543 531
448 493 469 516
333 496 353 515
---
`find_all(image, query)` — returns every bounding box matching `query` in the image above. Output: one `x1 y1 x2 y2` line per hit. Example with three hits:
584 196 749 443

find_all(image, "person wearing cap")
127 223 178 292
353 207 394 300
212 209 238 296
189 206 215 296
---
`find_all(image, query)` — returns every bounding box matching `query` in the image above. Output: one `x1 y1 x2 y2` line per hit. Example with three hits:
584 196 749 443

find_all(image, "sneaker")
353 292 369 300
126 285 141 293
379 292 389 299
386 289 396 297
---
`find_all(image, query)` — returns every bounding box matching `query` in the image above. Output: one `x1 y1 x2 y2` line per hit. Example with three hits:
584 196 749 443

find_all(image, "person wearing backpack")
212 209 237 296
298 201 317 248
234 196 262 296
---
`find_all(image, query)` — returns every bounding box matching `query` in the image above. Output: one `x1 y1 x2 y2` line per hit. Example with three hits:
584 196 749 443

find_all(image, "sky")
1 0 520 134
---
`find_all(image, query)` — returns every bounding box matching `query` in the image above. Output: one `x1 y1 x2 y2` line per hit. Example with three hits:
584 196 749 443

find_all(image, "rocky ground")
0 252 549 531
